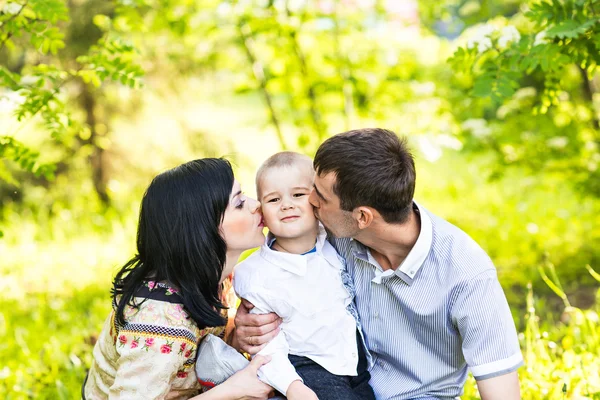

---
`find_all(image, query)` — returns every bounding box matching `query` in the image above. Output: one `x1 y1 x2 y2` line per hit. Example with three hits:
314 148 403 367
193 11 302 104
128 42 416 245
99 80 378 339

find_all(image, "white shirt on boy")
233 226 360 395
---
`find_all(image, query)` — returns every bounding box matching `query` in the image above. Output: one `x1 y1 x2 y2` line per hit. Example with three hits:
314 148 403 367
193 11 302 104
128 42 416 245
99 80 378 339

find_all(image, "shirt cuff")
470 352 524 380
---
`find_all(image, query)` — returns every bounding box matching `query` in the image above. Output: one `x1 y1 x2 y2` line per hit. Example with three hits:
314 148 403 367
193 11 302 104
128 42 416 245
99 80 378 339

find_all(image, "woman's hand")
233 299 282 354
224 355 274 400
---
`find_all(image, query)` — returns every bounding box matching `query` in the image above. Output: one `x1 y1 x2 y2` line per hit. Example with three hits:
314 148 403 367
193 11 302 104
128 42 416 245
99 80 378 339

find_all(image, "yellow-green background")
1 0 599 398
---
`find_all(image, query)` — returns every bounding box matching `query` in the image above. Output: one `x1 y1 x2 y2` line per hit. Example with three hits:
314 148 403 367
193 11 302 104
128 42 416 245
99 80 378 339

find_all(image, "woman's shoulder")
119 281 201 338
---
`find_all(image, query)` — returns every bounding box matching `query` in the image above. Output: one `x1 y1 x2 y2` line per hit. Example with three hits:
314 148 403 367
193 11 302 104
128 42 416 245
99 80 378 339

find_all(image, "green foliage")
448 0 600 197
0 136 55 184
0 0 143 188
451 0 600 105
1 1 599 398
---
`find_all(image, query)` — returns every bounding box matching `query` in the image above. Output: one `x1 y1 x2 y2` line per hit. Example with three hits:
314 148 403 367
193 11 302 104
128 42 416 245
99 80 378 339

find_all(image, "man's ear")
352 206 374 229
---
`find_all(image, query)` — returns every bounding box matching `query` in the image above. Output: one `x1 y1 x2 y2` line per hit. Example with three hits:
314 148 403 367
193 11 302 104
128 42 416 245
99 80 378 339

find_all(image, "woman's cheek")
230 216 253 238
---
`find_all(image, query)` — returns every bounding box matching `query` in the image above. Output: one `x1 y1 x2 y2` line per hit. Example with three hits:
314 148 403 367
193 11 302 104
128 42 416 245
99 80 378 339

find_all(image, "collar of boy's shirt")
350 201 433 286
260 224 334 276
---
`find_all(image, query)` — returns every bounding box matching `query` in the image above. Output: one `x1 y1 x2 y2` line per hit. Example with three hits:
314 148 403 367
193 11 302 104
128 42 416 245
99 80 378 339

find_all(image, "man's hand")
233 299 282 354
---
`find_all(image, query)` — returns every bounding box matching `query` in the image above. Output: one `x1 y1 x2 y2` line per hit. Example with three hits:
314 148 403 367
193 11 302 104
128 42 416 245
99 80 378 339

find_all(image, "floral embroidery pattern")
179 342 187 355
118 335 127 347
145 281 180 295
176 370 188 379
130 336 140 349
143 337 155 351
160 340 174 354
166 287 179 295
184 349 193 358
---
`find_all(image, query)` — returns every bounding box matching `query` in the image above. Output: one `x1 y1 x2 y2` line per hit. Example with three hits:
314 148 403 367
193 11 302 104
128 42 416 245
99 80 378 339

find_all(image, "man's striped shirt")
331 202 523 399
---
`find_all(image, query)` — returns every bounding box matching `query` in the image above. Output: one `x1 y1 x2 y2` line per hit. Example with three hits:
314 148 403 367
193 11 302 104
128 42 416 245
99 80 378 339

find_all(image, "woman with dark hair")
83 158 272 400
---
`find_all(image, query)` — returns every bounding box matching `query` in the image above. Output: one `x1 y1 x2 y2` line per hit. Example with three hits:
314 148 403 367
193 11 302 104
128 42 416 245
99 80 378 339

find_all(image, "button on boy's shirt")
234 227 361 395
331 202 524 400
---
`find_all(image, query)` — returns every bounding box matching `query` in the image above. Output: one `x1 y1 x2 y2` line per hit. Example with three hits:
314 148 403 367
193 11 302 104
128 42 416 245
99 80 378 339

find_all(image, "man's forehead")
314 171 337 190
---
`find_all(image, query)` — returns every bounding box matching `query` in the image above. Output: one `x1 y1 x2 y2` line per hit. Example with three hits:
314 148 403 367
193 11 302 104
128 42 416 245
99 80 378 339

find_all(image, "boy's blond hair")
256 151 314 198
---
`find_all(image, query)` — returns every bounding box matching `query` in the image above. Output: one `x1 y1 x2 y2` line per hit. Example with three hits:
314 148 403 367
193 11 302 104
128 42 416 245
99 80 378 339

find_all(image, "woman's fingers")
248 354 271 371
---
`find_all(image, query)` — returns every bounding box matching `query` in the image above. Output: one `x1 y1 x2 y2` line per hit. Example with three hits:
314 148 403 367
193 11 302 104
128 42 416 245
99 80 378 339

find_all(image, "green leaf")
546 19 599 39
93 14 112 31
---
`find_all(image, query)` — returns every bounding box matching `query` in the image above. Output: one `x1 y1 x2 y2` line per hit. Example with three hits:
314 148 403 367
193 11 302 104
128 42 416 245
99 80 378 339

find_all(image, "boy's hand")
234 299 282 354
286 381 318 400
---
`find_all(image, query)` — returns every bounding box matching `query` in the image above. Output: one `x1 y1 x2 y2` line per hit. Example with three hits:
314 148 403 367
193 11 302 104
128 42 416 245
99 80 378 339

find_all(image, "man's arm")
452 270 524 398
476 371 521 400
233 298 282 354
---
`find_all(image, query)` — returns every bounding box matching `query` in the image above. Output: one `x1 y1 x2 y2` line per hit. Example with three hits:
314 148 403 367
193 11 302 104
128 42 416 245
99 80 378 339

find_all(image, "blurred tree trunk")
579 67 600 132
79 82 110 206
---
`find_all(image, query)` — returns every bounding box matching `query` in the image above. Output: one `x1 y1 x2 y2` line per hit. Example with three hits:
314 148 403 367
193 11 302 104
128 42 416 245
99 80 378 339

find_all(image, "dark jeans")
288 331 375 400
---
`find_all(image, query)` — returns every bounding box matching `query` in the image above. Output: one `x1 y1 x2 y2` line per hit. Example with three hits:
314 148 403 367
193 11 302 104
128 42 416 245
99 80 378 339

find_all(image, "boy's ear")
352 206 374 229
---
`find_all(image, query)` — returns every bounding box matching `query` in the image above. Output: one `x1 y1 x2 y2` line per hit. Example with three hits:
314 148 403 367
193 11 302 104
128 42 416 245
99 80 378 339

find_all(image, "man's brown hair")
313 128 415 224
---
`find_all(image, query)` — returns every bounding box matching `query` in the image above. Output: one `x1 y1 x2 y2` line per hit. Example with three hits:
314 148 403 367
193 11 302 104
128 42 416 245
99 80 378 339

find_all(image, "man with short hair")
234 128 523 399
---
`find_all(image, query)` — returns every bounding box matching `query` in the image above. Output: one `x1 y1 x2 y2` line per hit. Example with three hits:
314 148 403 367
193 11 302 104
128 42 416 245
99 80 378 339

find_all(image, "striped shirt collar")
350 201 433 285
260 225 326 276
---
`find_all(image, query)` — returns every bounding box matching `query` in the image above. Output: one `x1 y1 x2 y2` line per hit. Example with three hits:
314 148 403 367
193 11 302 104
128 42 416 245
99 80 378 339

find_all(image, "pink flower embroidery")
179 342 187 354
142 337 155 351
176 370 188 379
131 337 140 349
166 287 179 295
147 281 156 290
160 342 173 354
184 349 193 358
118 335 127 346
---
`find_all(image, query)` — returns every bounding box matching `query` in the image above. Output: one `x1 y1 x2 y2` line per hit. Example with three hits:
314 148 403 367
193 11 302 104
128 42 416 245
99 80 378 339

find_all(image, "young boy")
233 152 375 400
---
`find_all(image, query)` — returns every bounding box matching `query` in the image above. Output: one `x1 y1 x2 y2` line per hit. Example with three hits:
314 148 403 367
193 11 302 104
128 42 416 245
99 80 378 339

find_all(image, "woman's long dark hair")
112 158 233 329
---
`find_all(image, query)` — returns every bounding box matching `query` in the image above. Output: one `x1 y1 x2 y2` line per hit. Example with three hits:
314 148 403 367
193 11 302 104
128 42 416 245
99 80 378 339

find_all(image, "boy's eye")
267 198 279 203
293 193 306 198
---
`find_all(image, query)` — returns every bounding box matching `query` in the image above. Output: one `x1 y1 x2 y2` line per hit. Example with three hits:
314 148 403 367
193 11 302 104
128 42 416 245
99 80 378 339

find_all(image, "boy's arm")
287 381 319 400
232 263 282 354
254 329 308 396
234 281 316 398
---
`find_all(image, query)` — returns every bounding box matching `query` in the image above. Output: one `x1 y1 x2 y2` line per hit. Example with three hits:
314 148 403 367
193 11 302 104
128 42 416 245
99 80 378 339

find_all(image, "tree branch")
0 0 29 53
237 21 287 150
284 1 326 141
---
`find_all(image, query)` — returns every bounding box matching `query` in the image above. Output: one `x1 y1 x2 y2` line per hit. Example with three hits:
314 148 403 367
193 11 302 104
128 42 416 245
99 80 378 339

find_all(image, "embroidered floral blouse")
84 280 232 400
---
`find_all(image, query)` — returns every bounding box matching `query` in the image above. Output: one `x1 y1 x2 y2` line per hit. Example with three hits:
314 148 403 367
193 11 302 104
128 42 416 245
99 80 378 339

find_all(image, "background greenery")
1 0 599 398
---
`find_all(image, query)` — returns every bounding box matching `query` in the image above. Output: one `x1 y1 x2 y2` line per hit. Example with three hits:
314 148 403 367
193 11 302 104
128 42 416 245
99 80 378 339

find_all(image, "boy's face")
258 165 318 240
